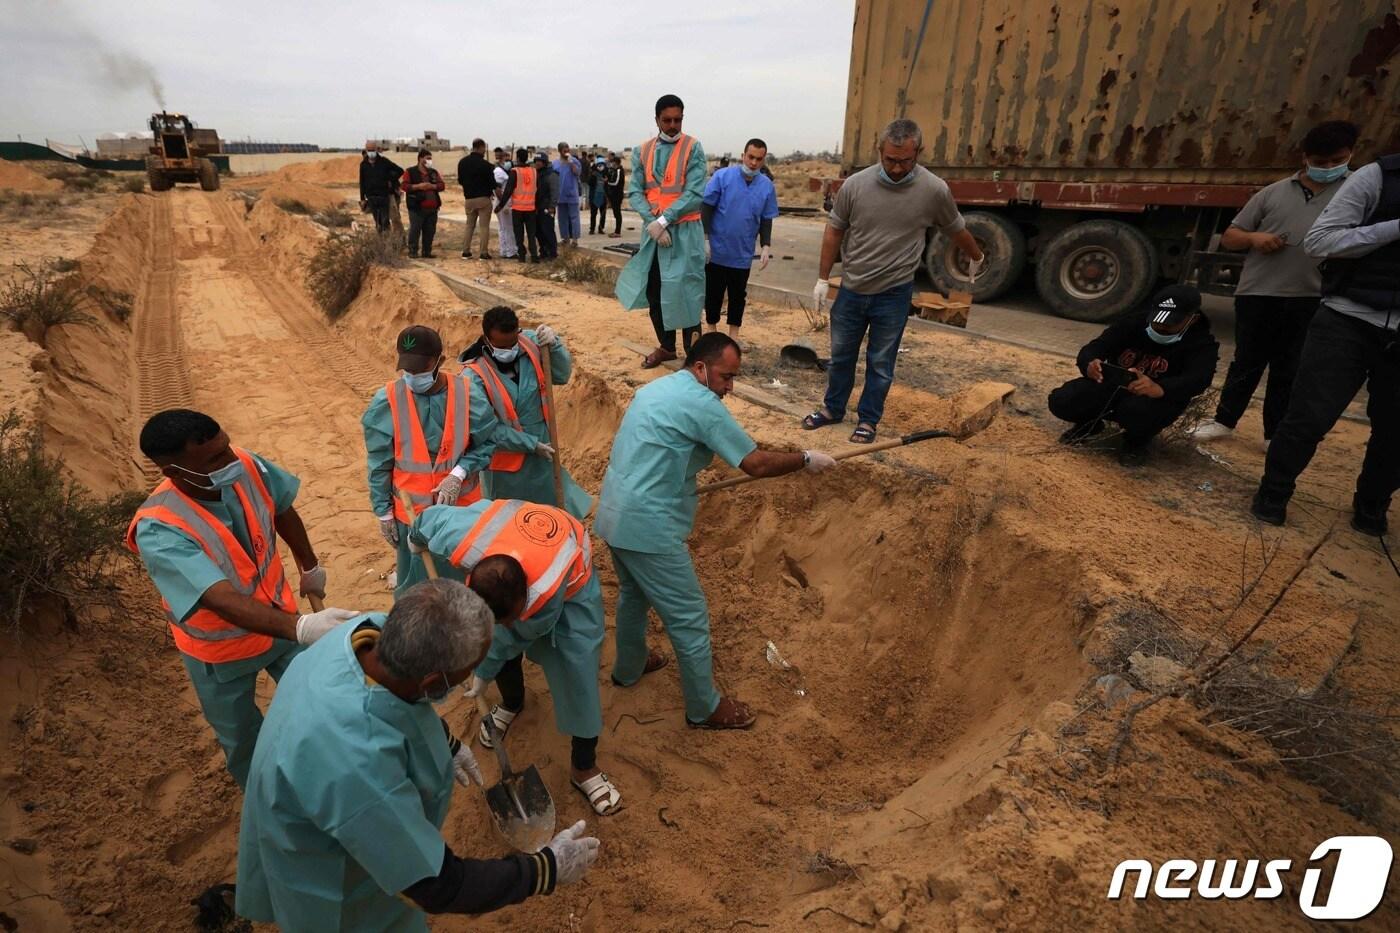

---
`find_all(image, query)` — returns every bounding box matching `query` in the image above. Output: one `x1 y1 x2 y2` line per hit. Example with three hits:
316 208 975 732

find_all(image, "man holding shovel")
410 498 619 815
127 409 359 789
236 579 599 930
459 306 592 517
596 333 839 729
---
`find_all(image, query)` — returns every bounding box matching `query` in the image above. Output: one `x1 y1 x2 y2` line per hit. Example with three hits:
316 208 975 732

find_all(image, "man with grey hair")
237 579 600 930
803 118 985 444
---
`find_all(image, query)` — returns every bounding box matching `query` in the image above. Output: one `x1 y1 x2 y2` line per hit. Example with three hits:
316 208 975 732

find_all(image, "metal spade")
474 694 557 853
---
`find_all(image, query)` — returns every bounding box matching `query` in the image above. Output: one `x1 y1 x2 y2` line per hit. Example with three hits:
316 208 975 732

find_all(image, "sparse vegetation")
0 260 95 345
314 206 354 229
0 411 141 631
520 250 617 296
51 257 80 273
0 190 67 219
306 230 405 319
123 175 146 194
85 282 134 324
275 198 313 215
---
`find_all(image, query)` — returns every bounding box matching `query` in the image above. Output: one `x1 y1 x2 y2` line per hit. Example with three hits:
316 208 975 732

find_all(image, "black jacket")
535 165 560 211
456 152 497 199
359 154 402 199
1076 311 1219 404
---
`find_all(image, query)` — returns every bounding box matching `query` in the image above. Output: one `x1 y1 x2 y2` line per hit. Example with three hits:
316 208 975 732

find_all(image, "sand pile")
0 158 63 192
271 154 361 185
261 179 353 214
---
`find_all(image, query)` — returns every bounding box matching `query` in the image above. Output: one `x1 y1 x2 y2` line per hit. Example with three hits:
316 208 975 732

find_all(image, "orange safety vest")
466 336 549 474
640 134 702 224
449 500 592 621
511 166 537 212
386 372 482 523
125 448 297 664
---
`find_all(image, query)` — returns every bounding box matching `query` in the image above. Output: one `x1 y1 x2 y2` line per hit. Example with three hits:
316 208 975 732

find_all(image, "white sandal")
572 772 622 815
477 704 518 749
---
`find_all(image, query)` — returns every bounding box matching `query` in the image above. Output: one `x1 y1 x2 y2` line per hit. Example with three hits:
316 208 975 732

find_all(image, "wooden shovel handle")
698 430 954 493
538 345 566 509
396 489 439 579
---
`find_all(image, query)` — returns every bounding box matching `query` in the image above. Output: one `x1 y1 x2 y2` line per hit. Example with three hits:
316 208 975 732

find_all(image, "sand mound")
272 154 361 185
261 179 352 214
0 159 63 192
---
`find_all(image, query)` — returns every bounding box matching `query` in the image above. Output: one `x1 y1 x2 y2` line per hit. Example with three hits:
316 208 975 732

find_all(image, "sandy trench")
0 176 1398 931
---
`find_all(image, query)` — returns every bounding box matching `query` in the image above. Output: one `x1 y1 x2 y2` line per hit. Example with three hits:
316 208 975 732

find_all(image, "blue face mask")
1306 162 1349 184
879 166 915 186
403 370 437 393
1146 324 1185 345
491 345 520 364
740 164 758 178
171 459 245 490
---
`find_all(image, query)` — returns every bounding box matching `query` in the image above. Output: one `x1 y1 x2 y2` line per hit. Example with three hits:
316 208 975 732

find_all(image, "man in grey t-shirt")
1192 121 1357 445
801 119 984 444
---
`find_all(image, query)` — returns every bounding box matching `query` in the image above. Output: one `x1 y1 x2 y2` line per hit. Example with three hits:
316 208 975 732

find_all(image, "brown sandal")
688 696 756 730
612 650 668 687
642 347 677 369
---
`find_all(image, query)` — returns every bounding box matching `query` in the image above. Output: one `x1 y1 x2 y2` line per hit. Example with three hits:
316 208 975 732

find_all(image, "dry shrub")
123 175 146 194
275 198 313 215
522 250 617 295
314 206 354 229
0 190 66 219
85 282 134 323
306 230 405 319
1159 387 1220 448
0 260 95 345
0 411 141 631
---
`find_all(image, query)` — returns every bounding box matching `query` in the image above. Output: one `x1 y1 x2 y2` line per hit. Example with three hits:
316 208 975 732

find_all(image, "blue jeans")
822 281 916 427
558 201 581 240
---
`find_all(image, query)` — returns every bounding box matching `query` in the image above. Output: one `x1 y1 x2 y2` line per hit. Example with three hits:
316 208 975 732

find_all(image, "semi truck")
816 0 1400 321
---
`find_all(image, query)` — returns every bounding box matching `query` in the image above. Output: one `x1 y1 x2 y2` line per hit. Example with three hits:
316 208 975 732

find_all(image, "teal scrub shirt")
236 615 453 933
476 330 593 518
595 370 757 553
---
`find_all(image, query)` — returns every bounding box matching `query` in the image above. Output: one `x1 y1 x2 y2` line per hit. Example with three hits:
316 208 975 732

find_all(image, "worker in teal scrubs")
411 500 618 814
128 409 359 789
615 93 709 369
458 305 593 518
236 580 600 931
595 333 838 729
363 325 501 596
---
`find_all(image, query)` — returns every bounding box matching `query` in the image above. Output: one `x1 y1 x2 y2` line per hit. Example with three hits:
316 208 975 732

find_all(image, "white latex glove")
656 228 672 248
758 245 771 271
535 324 558 347
546 820 600 887
645 217 668 242
812 279 829 313
804 450 838 473
432 473 463 506
378 515 399 546
703 238 711 262
295 607 360 645
298 565 327 598
462 674 487 699
406 533 426 555
967 255 985 283
535 441 555 461
452 744 483 787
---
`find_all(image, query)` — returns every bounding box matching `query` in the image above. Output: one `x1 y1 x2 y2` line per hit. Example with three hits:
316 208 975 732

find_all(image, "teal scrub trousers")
181 640 302 789
608 545 722 723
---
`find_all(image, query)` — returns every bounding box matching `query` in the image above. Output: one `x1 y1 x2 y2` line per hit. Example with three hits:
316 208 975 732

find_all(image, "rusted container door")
845 0 1400 183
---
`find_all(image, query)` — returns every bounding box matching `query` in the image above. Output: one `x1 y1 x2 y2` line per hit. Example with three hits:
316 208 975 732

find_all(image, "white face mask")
658 130 681 143
366 150 378 160
491 344 521 364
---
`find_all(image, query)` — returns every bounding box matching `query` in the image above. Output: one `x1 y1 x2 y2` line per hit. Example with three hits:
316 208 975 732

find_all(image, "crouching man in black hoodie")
1049 285 1219 467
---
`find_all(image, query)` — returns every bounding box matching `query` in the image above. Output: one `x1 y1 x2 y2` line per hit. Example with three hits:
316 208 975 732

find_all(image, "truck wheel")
925 211 1027 302
1035 220 1157 322
198 159 220 191
146 157 172 192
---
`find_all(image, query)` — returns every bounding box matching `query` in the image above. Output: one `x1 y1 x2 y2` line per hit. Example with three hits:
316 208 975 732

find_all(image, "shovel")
698 382 1013 493
396 489 557 852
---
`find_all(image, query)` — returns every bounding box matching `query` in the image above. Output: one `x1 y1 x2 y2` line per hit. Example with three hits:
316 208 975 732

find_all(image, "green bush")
306 230 405 319
0 261 95 345
0 412 142 630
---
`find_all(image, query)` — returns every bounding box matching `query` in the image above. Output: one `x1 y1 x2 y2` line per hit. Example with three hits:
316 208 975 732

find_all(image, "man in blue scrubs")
595 333 839 729
702 138 780 343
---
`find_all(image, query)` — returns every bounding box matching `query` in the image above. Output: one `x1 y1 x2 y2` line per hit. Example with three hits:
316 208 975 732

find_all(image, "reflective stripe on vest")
511 166 537 212
447 500 592 621
640 135 701 223
466 336 549 474
387 373 479 523
124 448 295 662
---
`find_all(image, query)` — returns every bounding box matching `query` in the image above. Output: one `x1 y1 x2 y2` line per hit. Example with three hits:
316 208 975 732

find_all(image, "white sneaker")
1189 420 1232 441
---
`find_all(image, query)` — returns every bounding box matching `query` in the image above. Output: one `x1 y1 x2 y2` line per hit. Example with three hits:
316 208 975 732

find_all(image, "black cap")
396 325 443 370
1148 284 1202 327
533 152 548 163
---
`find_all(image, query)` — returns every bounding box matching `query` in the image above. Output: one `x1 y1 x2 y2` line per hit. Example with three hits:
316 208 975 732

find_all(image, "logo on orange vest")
516 507 561 545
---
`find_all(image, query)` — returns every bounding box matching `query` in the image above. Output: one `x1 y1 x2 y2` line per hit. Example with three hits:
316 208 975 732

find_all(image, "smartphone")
1100 362 1137 387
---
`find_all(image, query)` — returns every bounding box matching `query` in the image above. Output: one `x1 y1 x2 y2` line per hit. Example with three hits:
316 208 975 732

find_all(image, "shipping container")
825 0 1400 320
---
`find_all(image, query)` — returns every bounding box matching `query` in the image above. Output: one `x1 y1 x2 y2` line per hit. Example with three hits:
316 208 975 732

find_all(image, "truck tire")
925 211 1027 302
146 156 172 192
1035 220 1157 323
198 159 220 191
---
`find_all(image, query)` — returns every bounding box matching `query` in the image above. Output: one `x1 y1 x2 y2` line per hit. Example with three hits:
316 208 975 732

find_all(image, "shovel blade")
483 765 556 853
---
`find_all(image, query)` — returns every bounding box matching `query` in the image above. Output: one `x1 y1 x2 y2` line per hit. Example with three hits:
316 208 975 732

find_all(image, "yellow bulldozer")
145 112 221 192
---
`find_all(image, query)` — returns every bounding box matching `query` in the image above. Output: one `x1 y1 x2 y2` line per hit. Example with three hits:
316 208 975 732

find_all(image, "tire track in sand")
132 194 195 484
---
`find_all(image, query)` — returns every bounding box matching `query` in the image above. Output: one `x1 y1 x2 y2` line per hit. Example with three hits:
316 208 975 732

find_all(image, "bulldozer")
145 112 221 192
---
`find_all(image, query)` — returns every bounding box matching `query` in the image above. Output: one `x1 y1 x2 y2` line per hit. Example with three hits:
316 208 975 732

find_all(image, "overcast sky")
1 0 854 156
